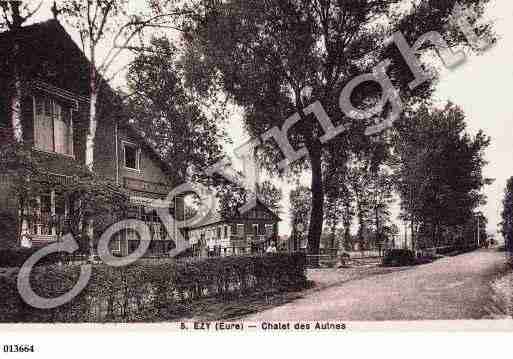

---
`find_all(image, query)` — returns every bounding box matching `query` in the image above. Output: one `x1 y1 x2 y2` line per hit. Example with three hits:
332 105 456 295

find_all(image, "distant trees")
317 102 492 253
500 177 513 255
326 154 394 252
217 180 283 219
347 157 374 250
258 181 283 215
367 167 395 252
391 103 492 250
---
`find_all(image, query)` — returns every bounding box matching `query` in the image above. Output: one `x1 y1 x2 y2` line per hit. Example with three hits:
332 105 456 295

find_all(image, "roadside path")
245 249 509 321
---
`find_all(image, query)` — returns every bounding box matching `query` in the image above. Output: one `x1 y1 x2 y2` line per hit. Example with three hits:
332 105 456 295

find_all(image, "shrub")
0 211 17 249
0 248 64 268
0 252 306 322
382 249 416 267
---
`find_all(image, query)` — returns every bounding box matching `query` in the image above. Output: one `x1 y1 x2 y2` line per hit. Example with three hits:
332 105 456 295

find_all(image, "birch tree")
0 1 43 142
60 0 188 170
0 1 44 246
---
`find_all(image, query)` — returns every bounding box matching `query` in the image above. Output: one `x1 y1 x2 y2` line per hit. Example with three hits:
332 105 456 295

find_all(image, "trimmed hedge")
436 245 478 256
0 252 306 322
382 249 416 267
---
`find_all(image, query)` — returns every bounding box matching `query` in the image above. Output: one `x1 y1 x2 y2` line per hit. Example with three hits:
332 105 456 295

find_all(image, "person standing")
266 242 277 254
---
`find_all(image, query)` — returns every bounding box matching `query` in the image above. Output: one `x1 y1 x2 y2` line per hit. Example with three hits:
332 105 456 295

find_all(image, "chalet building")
0 19 183 255
187 201 281 257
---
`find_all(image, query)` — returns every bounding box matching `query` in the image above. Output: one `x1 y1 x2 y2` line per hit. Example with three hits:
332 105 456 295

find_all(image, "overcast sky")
31 1 512 237
435 1 513 238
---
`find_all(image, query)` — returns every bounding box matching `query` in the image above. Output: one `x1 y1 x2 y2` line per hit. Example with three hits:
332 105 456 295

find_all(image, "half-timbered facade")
187 201 281 257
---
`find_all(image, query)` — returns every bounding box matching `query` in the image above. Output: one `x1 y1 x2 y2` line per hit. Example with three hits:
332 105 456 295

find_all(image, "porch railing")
29 213 72 241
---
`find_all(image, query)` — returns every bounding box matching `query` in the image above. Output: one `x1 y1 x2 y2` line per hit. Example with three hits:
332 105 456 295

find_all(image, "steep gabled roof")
189 199 281 230
189 210 224 229
0 19 90 96
0 19 179 184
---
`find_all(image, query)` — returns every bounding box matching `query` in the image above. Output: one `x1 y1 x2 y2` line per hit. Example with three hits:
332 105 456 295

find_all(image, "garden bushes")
0 248 64 268
0 210 15 242
0 252 306 322
382 249 416 267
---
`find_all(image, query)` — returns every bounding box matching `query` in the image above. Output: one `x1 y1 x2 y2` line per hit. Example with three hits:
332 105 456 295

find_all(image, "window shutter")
34 97 53 152
54 102 72 155
33 96 72 155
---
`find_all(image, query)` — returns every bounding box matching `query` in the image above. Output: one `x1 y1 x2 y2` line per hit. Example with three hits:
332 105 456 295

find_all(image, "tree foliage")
0 1 42 30
217 180 283 219
0 142 40 244
391 102 492 249
501 177 513 255
180 0 493 254
60 0 188 170
289 184 311 236
126 36 227 184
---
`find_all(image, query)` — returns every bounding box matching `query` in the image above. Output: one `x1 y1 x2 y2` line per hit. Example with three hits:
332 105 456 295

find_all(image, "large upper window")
123 142 140 171
33 96 73 156
236 224 245 236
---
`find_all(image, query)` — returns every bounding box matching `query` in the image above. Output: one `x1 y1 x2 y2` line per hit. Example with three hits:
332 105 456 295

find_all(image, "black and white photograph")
0 0 512 356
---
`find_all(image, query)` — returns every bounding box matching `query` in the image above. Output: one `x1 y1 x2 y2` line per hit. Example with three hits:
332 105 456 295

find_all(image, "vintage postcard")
0 0 513 356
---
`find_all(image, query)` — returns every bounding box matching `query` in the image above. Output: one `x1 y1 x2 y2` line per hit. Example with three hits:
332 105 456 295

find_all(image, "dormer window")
123 141 140 171
33 96 73 156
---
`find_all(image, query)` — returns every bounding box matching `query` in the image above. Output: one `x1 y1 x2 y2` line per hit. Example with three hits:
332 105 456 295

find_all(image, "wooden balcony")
28 213 72 246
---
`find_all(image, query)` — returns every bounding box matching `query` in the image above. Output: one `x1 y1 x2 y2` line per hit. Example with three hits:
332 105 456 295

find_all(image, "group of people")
265 242 278 254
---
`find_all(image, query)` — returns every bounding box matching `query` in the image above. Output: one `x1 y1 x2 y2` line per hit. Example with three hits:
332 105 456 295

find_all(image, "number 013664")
3 344 35 353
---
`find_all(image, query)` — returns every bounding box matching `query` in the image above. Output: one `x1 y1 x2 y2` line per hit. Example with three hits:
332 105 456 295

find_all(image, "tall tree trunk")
11 30 25 246
410 215 416 251
375 205 379 252
409 185 416 251
86 66 98 171
330 226 336 253
5 2 23 142
307 140 323 256
356 200 364 250
344 225 350 250
432 222 437 248
11 57 22 142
